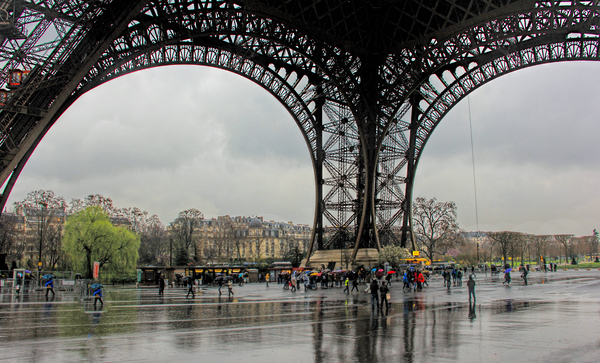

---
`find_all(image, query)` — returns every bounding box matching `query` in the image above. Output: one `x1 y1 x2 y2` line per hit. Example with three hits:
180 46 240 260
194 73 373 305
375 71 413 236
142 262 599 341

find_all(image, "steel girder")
1 1 600 263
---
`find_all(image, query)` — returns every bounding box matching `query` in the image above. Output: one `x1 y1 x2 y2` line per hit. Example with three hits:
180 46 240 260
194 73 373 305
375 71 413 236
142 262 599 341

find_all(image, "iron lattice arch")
1 1 600 263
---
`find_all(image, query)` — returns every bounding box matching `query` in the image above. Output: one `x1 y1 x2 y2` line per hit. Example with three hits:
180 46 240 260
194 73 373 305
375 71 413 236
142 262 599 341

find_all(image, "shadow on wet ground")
1 270 600 362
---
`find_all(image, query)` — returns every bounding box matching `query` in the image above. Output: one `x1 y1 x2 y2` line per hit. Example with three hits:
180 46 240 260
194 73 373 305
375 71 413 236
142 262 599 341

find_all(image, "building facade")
195 216 312 263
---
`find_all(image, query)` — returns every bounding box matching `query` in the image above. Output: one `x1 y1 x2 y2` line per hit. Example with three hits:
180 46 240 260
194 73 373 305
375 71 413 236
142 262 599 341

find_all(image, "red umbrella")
375 269 384 278
387 271 396 274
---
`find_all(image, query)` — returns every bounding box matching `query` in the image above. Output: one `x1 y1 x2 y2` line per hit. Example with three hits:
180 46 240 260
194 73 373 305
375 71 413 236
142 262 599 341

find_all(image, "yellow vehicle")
400 258 431 266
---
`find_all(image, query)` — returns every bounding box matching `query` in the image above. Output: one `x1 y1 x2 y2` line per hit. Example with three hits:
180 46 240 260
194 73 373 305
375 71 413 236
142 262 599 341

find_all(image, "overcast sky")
5 62 600 236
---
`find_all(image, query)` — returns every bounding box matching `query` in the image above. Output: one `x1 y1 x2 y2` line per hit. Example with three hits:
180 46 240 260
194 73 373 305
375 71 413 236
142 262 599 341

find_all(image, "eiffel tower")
0 0 598 264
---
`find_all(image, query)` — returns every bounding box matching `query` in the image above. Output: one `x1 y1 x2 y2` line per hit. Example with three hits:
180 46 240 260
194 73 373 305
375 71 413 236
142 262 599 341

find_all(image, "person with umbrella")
385 271 393 287
185 276 195 298
503 265 512 285
44 274 55 298
91 283 103 307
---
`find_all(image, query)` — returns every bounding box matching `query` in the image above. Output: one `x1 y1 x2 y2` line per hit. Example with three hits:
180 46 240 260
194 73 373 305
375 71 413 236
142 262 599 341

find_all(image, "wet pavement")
1 270 600 362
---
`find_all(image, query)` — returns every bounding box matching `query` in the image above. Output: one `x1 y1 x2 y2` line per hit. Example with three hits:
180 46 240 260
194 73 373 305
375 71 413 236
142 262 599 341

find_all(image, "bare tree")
518 234 534 266
412 197 459 262
202 240 218 264
45 223 64 269
583 235 599 261
138 215 169 266
220 216 243 261
251 238 264 261
553 234 574 265
169 209 203 264
0 213 22 268
69 194 118 217
530 235 553 266
118 207 151 234
487 231 524 267
14 190 67 270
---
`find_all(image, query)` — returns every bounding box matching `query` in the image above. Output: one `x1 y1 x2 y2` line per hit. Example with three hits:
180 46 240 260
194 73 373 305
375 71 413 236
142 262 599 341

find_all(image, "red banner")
93 262 100 278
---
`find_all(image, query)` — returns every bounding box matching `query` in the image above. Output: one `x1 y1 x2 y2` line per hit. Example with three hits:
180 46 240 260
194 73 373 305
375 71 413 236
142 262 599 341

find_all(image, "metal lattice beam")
2 1 600 264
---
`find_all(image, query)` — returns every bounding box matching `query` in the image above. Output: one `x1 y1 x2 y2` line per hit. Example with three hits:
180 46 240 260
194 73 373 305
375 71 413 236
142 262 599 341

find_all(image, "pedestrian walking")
521 267 528 285
15 273 22 294
227 279 234 297
351 278 359 293
502 266 512 285
379 281 390 311
265 273 270 287
444 269 452 289
186 278 195 298
408 269 416 290
416 270 425 291
93 285 103 307
343 277 349 293
158 276 165 296
467 274 476 302
402 271 409 290
369 279 379 310
385 273 392 287
45 277 55 297
291 277 297 292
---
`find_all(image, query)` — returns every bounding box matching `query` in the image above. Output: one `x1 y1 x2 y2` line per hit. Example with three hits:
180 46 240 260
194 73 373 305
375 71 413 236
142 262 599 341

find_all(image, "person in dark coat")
370 279 379 310
351 278 359 293
385 273 392 287
186 278 195 298
218 277 223 295
158 276 166 296
467 274 476 302
379 281 390 311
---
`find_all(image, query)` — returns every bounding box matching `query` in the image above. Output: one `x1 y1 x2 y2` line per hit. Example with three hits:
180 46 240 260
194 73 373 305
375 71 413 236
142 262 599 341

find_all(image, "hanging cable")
468 95 480 234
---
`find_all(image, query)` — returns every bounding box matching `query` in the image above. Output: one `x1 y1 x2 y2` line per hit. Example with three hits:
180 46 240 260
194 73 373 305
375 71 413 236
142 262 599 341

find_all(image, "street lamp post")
476 239 479 266
37 202 47 287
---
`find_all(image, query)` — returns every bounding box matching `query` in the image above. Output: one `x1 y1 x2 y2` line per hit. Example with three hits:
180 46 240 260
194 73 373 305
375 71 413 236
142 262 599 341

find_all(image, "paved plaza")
1 270 600 363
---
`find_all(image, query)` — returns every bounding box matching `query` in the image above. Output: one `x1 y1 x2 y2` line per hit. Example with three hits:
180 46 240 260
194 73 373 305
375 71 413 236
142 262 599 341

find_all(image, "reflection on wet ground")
1 271 600 362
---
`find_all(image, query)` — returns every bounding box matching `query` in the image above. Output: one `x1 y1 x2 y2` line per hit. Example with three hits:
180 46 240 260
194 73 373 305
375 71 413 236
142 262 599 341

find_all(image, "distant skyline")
5 62 600 236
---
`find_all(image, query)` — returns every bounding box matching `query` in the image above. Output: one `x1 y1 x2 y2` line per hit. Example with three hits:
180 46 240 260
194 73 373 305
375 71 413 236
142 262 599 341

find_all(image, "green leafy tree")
63 206 139 278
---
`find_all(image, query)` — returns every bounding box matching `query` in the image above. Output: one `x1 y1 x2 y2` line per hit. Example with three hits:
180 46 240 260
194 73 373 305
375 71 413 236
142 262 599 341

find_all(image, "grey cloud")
8 62 600 236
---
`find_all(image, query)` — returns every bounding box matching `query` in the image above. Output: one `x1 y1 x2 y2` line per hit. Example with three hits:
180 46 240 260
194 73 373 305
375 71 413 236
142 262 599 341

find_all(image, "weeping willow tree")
63 206 139 279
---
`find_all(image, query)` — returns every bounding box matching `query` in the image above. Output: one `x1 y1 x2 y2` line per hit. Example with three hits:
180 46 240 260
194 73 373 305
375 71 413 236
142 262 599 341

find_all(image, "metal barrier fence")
0 270 75 291
75 279 96 300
